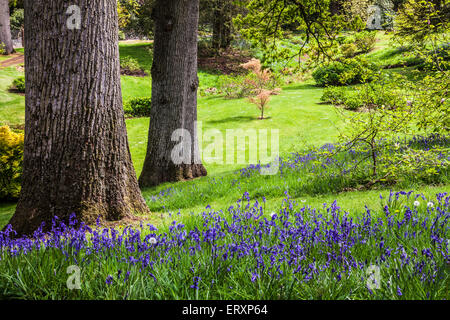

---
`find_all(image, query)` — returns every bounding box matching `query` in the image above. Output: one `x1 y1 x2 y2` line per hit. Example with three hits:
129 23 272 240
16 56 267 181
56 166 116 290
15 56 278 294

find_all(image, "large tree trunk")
6 0 148 236
212 0 232 51
0 0 14 55
139 0 207 188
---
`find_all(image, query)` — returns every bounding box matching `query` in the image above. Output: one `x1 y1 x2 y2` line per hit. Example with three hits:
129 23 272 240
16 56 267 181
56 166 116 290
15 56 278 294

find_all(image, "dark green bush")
10 77 25 93
124 97 151 117
312 57 377 87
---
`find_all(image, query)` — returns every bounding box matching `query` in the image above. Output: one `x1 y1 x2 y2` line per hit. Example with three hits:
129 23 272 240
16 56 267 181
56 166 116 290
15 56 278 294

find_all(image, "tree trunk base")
139 163 207 188
5 198 149 236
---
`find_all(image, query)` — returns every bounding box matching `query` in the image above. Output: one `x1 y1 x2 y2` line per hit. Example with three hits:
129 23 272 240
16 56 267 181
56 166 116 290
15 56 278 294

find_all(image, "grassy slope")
0 36 448 229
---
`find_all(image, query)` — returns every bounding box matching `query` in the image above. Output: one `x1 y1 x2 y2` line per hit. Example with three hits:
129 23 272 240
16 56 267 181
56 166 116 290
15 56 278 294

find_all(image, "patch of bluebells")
239 134 450 179
0 190 448 299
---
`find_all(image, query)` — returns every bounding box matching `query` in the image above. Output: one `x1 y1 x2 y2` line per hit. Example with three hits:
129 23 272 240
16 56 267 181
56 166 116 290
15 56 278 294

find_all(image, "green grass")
0 66 25 126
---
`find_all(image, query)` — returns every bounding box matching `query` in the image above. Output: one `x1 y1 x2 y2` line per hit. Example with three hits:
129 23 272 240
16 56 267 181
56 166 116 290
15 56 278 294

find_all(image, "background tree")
234 0 352 67
212 0 233 50
0 0 14 54
139 0 207 187
118 0 155 39
7 0 148 236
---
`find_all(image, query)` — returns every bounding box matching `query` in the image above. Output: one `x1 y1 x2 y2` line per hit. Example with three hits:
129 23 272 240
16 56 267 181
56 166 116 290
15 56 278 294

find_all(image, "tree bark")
6 0 148 236
139 0 207 188
0 0 14 55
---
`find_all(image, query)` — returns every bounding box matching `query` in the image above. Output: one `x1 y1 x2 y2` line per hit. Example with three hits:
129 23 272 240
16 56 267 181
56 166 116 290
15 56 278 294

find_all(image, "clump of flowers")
0 190 448 300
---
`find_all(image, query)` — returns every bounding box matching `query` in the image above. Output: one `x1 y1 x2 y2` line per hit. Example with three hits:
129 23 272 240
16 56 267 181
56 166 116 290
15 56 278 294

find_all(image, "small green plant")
341 43 358 58
120 56 141 73
217 75 255 99
9 77 25 93
119 30 126 41
354 31 377 53
321 86 347 105
123 97 151 118
0 126 24 200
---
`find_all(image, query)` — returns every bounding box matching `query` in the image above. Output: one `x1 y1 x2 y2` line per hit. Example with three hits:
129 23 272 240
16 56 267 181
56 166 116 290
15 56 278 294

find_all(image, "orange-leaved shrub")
240 59 281 119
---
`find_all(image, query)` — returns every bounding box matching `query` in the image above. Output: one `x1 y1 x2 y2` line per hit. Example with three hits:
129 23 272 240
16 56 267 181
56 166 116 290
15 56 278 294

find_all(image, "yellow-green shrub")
0 126 24 199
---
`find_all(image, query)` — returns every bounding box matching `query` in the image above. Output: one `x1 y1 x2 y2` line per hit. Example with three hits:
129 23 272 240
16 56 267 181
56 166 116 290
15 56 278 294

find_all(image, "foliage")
394 0 449 71
395 0 449 43
214 59 282 100
321 86 348 105
119 30 126 41
342 0 374 25
9 77 25 93
335 71 449 185
124 97 152 118
118 0 140 29
341 43 358 58
120 56 142 73
407 72 449 133
312 57 378 86
0 126 23 200
9 8 24 38
354 31 378 53
118 0 155 38
217 74 255 99
321 73 410 111
234 0 351 66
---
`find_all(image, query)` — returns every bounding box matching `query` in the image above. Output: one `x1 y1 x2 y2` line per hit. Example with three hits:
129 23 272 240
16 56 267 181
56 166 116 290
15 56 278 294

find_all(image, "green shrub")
120 57 141 73
354 31 377 53
312 57 377 87
343 95 364 111
341 43 357 58
10 76 25 93
0 126 24 200
217 75 255 99
124 97 151 117
321 86 347 105
321 74 409 111
118 30 126 41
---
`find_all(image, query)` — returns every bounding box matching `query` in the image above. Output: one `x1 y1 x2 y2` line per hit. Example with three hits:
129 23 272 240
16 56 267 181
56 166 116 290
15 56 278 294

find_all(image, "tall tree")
212 0 233 50
0 0 14 54
6 0 148 236
139 0 207 187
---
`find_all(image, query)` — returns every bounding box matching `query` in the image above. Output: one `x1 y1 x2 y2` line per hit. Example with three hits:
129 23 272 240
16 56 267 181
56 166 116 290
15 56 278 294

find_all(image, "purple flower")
190 276 201 290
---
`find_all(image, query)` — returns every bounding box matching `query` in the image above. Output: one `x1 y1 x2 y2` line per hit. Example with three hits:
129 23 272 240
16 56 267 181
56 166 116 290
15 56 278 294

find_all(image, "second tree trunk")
139 0 207 188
